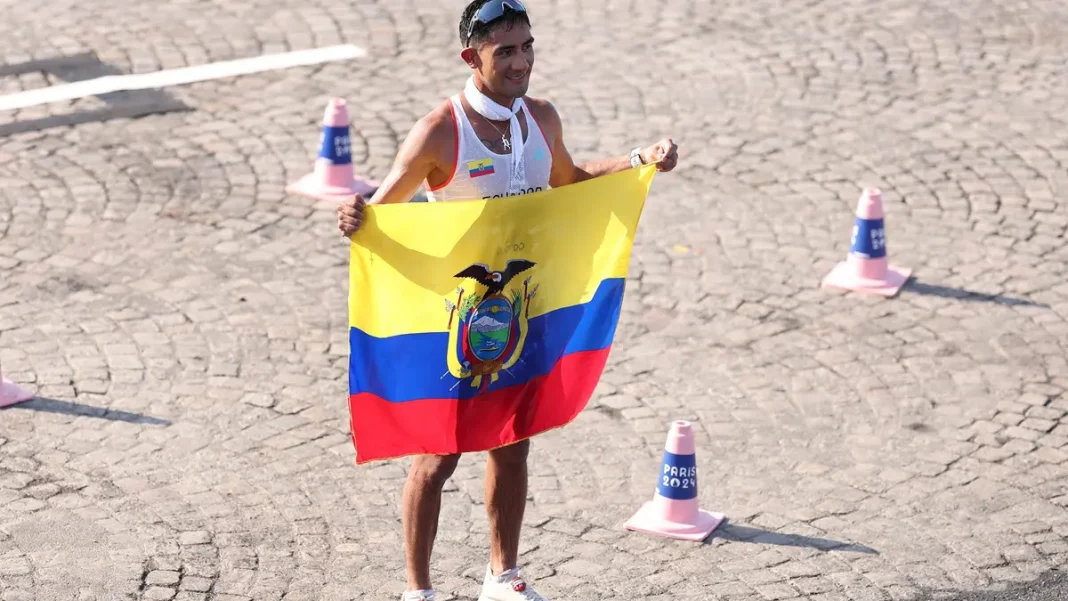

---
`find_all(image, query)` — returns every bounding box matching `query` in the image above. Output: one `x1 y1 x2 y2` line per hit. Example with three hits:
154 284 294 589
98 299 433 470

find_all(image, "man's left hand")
641 138 679 172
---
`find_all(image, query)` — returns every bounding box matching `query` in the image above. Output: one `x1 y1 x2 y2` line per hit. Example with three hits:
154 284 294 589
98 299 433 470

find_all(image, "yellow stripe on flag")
348 165 656 338
467 158 493 171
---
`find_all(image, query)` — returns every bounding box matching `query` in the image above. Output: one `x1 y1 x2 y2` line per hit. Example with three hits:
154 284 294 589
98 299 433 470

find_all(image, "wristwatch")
630 147 644 168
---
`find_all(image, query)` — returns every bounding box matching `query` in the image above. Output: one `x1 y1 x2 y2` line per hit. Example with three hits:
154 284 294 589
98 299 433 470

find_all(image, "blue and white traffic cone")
0 359 32 408
822 188 912 297
624 420 725 541
286 98 377 202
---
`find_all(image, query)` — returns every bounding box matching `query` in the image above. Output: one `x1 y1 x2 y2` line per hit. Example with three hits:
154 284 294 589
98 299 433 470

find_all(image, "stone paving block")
144 587 177 600
146 570 181 586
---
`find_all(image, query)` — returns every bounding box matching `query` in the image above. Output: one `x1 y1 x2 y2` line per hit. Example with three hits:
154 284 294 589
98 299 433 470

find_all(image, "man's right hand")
337 193 365 237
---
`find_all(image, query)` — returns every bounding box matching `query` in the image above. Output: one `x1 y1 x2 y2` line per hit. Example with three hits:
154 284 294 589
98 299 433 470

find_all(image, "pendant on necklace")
502 136 511 151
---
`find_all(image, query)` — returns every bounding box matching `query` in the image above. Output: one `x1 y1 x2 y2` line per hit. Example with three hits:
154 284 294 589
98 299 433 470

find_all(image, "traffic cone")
821 188 912 297
286 98 377 202
624 420 725 542
0 359 33 408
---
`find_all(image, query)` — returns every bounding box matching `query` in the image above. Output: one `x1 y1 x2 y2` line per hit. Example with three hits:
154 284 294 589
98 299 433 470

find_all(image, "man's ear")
460 47 478 68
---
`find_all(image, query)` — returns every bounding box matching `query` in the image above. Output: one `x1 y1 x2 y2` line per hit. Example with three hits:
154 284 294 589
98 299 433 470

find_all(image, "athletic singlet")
425 94 553 202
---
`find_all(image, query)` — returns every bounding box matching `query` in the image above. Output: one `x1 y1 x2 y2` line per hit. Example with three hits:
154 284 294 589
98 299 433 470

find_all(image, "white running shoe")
477 565 548 601
401 590 435 601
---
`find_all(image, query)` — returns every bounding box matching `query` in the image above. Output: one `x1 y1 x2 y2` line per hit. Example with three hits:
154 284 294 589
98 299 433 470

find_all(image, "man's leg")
485 439 530 574
402 453 461 592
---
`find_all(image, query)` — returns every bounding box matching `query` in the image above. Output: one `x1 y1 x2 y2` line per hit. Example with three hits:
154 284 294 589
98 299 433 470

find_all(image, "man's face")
474 22 535 99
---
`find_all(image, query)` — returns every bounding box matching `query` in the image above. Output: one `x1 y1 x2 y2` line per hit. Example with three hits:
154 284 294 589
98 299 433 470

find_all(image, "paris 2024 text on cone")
0 360 33 408
624 420 725 542
822 187 912 298
286 98 378 202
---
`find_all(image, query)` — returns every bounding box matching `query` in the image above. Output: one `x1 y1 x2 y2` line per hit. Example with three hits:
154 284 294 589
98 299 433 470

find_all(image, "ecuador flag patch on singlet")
468 158 495 178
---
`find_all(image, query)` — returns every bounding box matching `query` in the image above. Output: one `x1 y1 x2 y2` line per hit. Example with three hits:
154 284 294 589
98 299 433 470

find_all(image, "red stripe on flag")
348 348 612 463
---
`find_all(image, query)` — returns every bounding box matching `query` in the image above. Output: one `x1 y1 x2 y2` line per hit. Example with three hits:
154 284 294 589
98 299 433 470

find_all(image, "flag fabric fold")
347 165 657 464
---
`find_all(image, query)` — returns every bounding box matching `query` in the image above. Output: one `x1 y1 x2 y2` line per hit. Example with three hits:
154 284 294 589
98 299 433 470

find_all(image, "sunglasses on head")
465 0 528 45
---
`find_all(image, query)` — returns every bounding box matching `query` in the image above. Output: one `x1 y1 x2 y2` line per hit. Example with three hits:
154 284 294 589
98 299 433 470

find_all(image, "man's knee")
488 439 529 465
409 454 461 488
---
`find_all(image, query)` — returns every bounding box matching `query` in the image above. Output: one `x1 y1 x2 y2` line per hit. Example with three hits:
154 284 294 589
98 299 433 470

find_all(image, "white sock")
403 590 434 601
492 567 520 582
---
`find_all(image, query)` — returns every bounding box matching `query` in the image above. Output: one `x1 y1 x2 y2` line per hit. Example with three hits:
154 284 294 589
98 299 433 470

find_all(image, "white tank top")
425 95 553 202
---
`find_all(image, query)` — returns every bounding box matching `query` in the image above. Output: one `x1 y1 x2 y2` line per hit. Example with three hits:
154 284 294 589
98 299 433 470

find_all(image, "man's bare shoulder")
407 100 457 152
521 97 563 140
394 100 458 178
522 96 562 130
422 100 458 138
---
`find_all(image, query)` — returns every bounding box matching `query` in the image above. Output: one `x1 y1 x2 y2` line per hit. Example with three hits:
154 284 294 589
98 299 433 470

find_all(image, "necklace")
479 114 512 151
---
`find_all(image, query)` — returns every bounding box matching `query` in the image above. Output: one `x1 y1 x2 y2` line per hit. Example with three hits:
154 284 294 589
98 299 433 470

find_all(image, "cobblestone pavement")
1 0 1067 599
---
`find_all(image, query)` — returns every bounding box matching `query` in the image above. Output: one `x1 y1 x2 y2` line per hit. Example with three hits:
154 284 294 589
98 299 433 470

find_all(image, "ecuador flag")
347 165 656 464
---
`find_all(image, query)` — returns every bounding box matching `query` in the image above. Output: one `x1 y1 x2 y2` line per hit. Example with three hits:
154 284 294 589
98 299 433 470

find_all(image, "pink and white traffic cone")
821 188 912 297
0 360 33 408
286 98 377 202
624 420 725 542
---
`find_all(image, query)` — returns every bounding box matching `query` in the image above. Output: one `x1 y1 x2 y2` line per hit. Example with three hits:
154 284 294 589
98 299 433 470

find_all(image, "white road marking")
0 45 366 112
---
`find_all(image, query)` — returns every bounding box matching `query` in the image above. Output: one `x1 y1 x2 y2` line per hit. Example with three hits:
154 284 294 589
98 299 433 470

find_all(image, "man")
336 1 679 599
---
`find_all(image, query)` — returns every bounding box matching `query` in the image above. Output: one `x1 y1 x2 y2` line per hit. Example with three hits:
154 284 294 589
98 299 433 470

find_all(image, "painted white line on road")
0 45 366 112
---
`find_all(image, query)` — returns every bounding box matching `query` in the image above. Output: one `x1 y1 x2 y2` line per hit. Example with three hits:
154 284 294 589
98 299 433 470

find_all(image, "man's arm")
369 112 447 205
337 105 452 236
528 99 678 188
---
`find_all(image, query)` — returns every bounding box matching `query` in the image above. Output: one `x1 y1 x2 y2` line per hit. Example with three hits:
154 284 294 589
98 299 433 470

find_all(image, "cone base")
0 378 33 408
821 262 912 298
624 501 725 542
285 172 378 202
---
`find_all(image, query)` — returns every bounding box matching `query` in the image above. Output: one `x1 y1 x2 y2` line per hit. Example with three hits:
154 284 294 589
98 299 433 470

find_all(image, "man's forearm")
573 153 635 183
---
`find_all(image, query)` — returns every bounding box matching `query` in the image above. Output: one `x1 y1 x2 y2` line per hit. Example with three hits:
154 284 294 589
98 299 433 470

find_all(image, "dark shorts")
365 186 429 203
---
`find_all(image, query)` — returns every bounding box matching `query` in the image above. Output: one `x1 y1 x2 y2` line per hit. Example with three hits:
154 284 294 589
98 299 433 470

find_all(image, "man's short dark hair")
459 0 531 48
